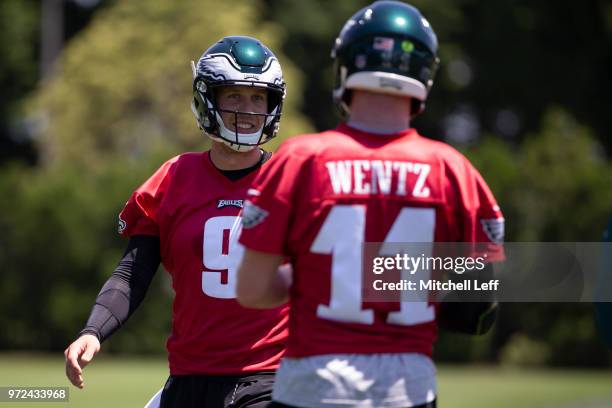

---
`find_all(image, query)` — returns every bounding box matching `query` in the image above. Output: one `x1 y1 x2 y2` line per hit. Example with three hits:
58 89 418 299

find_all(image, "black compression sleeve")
437 263 499 335
79 235 161 342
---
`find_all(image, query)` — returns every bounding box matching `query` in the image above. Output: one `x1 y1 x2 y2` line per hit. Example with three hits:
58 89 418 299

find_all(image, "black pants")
268 399 437 408
160 372 275 408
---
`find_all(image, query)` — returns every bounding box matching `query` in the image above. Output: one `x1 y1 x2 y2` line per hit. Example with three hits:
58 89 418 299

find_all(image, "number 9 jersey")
239 124 504 358
118 151 288 375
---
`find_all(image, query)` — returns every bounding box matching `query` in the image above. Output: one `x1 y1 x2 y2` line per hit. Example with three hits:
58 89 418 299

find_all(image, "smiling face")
216 85 269 133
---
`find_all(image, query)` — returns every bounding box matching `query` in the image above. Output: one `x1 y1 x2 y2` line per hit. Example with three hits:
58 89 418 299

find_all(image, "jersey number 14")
312 205 436 326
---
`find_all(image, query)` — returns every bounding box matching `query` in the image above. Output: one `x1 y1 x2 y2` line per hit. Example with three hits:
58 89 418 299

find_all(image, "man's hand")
236 249 286 308
64 334 101 389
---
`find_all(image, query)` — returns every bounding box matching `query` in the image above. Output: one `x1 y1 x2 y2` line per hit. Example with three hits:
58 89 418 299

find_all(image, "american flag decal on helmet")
373 37 394 51
480 218 505 244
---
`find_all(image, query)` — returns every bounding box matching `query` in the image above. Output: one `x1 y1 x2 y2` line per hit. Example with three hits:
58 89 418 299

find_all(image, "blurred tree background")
0 0 611 367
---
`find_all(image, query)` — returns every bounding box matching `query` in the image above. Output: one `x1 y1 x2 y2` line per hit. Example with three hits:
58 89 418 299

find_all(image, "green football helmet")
191 36 286 152
331 1 439 116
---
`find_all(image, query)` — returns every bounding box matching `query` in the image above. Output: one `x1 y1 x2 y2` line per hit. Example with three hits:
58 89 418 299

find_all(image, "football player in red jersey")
64 36 289 408
236 2 504 407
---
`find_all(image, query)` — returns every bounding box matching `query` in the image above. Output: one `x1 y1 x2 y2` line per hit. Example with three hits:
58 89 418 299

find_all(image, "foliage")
263 0 612 156
0 0 39 162
451 108 612 366
31 0 311 168
467 108 612 242
0 0 38 118
0 155 168 351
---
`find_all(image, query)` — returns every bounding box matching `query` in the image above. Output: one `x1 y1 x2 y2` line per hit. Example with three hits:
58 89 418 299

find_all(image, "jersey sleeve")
239 141 307 255
118 159 175 237
451 158 505 261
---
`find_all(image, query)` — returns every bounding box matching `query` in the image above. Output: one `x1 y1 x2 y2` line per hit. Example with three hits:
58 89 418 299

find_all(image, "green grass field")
0 353 611 407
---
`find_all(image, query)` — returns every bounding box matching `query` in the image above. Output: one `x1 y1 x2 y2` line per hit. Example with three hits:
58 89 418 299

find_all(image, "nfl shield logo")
480 218 505 244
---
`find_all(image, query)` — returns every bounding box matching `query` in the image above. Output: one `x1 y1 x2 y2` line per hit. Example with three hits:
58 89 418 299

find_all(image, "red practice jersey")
239 124 504 358
119 151 288 375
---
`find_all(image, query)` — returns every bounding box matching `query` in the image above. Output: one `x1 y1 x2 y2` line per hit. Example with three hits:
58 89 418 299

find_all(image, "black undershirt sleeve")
79 235 161 342
437 263 499 335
